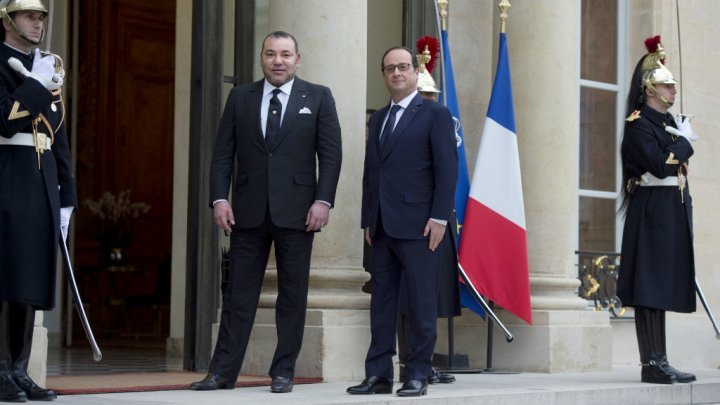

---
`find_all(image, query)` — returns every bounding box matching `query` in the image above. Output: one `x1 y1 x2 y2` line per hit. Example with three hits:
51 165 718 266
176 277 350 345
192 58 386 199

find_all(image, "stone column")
444 0 611 372
232 0 370 382
28 312 48 387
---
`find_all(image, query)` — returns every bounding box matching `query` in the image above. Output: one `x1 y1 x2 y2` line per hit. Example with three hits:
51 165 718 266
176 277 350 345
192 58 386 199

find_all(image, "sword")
695 278 720 340
457 262 514 342
59 236 102 361
44 0 53 52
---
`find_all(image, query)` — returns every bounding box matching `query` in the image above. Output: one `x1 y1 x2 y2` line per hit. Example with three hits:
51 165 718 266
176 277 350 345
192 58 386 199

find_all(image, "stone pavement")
54 367 720 404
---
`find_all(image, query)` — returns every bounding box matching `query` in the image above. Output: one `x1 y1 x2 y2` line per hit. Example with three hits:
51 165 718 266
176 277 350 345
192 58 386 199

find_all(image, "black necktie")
266 89 282 149
380 105 401 152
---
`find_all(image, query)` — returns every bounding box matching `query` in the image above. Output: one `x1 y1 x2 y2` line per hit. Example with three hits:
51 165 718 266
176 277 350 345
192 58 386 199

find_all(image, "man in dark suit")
191 31 341 394
347 46 457 397
396 50 460 386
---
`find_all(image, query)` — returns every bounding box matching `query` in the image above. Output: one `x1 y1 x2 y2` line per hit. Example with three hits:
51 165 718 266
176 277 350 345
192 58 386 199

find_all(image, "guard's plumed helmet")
640 36 677 106
416 36 441 94
0 0 48 45
642 36 677 86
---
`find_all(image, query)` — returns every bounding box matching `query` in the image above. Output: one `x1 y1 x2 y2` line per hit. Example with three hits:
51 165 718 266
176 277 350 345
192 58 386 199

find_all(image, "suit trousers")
209 210 314 379
365 219 439 381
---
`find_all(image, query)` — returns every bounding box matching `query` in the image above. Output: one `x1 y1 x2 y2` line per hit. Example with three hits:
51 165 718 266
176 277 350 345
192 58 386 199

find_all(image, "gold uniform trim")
8 101 30 120
36 113 54 145
626 110 641 122
666 152 679 165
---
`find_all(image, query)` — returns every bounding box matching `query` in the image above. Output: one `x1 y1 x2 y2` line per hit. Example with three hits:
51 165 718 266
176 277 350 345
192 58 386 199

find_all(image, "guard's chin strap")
645 82 674 108
19 32 41 45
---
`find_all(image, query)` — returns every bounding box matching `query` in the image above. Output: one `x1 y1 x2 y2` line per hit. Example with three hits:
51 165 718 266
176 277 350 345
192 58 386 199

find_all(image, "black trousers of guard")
0 301 35 377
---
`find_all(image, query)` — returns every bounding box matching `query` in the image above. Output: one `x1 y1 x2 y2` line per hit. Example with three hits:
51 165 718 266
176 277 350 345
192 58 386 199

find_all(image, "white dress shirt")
261 79 293 138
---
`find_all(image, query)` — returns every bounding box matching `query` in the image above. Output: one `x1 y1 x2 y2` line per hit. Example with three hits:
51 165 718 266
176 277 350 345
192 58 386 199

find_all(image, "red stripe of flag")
459 198 532 324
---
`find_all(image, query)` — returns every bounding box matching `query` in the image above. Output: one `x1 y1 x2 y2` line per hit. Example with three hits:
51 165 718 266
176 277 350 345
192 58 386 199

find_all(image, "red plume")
644 35 661 53
416 35 440 74
644 35 666 63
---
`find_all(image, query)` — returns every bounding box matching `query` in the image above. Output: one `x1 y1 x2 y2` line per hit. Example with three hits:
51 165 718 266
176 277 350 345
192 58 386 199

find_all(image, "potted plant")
83 190 151 264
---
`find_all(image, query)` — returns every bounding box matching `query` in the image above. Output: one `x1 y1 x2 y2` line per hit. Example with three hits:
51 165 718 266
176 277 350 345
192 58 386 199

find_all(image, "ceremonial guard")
0 0 75 401
618 36 697 385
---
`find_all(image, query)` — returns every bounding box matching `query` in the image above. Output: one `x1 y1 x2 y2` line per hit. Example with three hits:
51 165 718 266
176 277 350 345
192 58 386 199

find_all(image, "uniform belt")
640 172 679 186
0 132 51 151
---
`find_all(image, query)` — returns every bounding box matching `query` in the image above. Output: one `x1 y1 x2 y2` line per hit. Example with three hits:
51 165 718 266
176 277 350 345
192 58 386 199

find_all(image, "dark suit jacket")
210 78 342 231
362 93 457 240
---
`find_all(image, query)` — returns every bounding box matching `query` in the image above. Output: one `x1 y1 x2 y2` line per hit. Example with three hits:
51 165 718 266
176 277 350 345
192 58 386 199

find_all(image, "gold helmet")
641 36 677 106
0 0 48 45
416 36 440 94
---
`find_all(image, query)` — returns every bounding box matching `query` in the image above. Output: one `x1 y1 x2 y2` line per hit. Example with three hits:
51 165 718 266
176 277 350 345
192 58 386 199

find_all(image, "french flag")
458 32 532 325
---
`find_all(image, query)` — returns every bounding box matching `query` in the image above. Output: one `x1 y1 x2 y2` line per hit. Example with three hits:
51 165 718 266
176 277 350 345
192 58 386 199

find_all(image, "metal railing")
575 250 625 317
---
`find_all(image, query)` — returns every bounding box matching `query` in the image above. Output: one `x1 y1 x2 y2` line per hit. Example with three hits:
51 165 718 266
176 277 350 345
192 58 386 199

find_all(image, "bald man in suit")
192 31 341 394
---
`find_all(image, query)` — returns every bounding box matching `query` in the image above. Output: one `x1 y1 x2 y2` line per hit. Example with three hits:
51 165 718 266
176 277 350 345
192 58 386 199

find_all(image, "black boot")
641 353 676 384
0 302 27 402
635 307 676 384
654 312 696 383
0 366 27 403
8 304 55 401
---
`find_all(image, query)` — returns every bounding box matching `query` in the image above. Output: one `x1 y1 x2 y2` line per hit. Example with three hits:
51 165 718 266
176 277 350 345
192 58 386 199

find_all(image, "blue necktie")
380 105 401 152
266 89 282 149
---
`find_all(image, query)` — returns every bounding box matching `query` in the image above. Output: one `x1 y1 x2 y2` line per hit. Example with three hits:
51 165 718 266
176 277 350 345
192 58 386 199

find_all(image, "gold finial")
499 0 511 34
437 0 448 31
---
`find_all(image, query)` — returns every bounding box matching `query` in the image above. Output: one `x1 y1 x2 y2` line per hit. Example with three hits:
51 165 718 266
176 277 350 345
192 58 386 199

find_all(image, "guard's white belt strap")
0 132 51 150
640 172 679 186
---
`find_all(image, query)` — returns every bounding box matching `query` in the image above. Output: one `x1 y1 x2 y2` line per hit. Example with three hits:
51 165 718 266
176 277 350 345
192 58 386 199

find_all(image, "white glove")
60 206 74 242
7 49 62 90
665 114 698 142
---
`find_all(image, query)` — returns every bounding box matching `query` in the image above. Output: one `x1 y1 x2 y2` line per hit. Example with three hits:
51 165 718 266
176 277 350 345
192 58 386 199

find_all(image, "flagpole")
458 264 513 342
437 0 514 343
499 0 510 34
437 0 447 107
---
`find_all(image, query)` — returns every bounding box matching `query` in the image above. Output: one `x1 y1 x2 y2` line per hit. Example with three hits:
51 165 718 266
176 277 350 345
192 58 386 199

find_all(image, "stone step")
61 367 720 404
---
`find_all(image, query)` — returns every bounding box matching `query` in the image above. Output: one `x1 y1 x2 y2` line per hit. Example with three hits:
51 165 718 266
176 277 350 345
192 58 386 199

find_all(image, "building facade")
29 0 720 383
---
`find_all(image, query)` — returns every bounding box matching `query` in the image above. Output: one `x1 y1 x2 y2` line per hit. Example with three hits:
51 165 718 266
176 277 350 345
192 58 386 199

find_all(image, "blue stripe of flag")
486 33 516 134
441 29 484 318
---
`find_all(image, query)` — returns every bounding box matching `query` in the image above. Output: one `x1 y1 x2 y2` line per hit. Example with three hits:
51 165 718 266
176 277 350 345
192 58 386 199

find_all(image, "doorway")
69 0 176 349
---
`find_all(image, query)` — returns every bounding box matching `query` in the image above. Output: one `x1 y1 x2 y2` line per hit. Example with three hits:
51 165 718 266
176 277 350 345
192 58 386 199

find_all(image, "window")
578 0 626 253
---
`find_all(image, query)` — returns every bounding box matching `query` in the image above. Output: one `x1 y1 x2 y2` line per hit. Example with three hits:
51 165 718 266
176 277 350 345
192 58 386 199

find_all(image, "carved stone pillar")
442 0 612 372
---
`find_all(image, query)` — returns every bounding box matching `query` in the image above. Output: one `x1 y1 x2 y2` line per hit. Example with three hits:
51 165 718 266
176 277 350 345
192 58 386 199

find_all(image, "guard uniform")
617 35 697 385
0 44 75 311
617 105 695 313
0 0 76 401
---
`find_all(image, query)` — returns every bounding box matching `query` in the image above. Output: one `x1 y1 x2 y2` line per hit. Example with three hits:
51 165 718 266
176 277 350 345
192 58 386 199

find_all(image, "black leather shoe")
346 376 393 394
270 376 293 393
12 372 54 401
0 372 27 402
662 363 696 383
428 368 455 384
189 373 235 390
396 379 427 397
